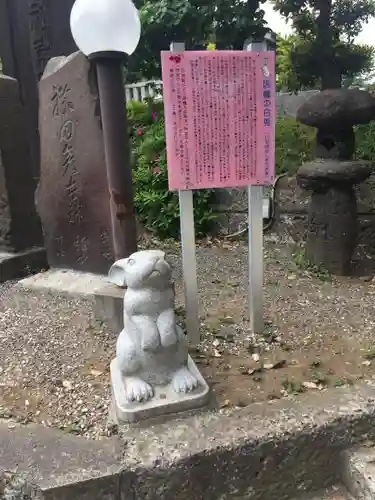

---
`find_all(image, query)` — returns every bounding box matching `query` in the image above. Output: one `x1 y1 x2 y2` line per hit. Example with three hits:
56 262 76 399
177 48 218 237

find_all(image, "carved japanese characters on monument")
36 52 114 273
29 0 53 79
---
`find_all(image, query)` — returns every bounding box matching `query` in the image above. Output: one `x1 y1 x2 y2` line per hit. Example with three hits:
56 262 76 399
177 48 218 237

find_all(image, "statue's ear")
108 258 129 287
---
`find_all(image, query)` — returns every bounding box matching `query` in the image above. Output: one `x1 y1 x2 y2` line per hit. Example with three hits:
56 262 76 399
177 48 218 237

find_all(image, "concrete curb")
341 447 375 499
2 381 375 499
121 381 375 499
0 423 124 499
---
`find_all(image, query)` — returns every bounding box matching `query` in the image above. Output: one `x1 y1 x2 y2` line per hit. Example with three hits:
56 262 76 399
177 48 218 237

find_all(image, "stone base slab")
0 247 48 283
111 355 210 423
19 268 110 296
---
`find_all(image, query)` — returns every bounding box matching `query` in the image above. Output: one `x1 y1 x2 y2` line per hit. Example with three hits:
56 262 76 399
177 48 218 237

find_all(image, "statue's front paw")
160 327 178 347
171 367 198 394
141 332 161 352
125 377 154 403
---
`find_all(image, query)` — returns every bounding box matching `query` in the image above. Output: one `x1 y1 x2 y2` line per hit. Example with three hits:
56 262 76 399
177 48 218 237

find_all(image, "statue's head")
108 250 172 290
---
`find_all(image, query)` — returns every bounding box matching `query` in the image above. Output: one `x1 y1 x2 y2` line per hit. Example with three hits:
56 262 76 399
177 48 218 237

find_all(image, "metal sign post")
170 42 200 346
244 38 273 334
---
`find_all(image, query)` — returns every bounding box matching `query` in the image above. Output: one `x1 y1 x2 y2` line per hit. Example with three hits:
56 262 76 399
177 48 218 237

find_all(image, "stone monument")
109 250 209 422
0 0 77 180
296 89 375 275
0 0 77 281
37 51 114 274
0 75 46 282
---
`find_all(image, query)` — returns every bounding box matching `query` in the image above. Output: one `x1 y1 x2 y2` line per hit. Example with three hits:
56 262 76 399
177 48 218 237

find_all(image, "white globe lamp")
69 0 141 259
70 0 141 57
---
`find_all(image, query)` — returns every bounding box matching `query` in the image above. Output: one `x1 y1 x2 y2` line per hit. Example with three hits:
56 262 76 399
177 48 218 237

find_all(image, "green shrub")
275 115 315 175
128 100 217 239
355 121 375 162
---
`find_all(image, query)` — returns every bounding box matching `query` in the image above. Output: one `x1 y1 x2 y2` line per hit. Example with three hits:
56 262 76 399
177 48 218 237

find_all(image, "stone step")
341 447 375 500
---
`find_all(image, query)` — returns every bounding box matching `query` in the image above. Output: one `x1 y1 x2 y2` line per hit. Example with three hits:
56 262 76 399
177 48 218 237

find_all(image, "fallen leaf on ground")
263 363 274 370
220 399 231 408
302 381 319 390
62 380 73 391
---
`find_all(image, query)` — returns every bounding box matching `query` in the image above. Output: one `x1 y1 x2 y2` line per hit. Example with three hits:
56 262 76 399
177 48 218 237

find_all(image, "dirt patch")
1 238 375 438
171 240 375 409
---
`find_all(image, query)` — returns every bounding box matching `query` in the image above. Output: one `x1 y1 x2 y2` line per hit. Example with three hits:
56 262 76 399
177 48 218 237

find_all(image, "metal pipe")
95 54 137 260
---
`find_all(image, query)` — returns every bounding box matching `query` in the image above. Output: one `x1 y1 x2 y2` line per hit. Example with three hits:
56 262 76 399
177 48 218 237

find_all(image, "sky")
262 1 375 46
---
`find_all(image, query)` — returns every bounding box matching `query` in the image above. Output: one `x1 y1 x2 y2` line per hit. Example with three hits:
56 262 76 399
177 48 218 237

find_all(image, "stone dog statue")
108 250 198 403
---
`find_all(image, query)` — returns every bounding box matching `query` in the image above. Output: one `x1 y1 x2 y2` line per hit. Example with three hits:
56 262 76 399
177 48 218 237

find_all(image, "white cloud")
262 0 375 46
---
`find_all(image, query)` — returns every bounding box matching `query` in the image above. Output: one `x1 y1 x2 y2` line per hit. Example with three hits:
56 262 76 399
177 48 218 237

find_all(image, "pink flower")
151 111 157 121
137 127 143 136
152 166 161 174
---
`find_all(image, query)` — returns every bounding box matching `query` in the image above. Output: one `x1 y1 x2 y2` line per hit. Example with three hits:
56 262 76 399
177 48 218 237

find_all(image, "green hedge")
128 101 375 238
355 121 375 161
128 100 217 239
276 115 315 174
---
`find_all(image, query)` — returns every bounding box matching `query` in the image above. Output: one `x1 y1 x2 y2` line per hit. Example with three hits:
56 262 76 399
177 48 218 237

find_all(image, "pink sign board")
161 51 276 191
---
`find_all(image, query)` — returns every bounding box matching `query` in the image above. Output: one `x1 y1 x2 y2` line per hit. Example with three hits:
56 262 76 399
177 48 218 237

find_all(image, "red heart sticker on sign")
169 55 182 63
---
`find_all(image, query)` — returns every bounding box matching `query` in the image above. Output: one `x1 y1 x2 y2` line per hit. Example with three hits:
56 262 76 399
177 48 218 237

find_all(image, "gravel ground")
0 282 114 440
1 238 375 439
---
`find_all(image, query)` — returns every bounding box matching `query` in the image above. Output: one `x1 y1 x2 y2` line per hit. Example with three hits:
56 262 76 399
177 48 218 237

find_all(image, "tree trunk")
316 0 341 89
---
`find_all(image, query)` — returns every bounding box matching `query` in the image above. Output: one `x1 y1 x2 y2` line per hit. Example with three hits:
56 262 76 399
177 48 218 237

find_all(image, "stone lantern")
296 89 375 275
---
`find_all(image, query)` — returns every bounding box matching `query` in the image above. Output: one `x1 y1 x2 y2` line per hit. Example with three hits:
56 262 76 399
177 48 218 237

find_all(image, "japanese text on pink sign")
161 51 276 191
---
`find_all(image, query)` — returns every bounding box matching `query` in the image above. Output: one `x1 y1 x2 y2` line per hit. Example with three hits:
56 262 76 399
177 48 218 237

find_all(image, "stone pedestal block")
93 284 124 334
297 159 373 275
306 186 357 276
0 248 47 283
111 355 210 423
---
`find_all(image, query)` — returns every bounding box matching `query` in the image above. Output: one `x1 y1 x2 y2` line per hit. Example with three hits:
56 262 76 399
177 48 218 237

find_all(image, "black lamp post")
70 0 141 260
